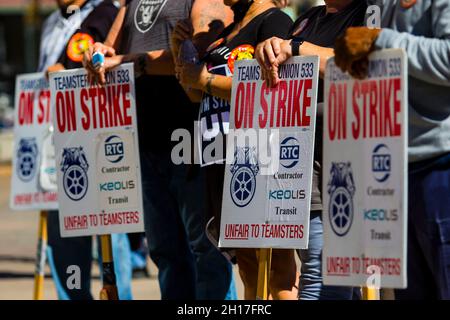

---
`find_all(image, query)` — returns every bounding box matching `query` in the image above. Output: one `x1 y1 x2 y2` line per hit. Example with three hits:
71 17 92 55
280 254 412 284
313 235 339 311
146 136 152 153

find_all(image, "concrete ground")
0 163 244 300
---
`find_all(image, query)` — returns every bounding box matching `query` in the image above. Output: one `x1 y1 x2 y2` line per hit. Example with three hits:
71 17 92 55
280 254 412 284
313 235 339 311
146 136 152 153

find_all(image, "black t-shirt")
290 0 368 211
120 0 196 151
199 8 293 165
58 0 119 69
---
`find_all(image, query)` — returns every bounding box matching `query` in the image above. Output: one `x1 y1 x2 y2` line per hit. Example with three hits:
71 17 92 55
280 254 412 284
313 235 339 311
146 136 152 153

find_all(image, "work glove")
335 27 381 79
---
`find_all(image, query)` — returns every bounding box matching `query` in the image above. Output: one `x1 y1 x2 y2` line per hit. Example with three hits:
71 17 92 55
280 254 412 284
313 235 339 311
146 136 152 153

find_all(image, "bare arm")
201 74 233 101
300 42 334 78
177 62 232 101
104 5 127 50
190 0 233 57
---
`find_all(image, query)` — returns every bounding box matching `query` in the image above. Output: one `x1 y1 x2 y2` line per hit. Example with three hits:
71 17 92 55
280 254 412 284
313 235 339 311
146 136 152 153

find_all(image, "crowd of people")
37 0 450 300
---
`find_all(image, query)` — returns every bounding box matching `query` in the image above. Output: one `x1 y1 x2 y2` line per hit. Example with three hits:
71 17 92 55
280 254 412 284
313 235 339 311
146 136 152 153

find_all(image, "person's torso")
58 0 119 69
291 1 368 209
120 0 196 151
198 8 292 165
39 0 108 71
120 0 193 54
371 0 450 162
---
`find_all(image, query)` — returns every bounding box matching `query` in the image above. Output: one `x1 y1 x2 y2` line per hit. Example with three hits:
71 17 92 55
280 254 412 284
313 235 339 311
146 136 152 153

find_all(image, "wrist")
290 37 305 57
200 71 212 91
202 73 214 95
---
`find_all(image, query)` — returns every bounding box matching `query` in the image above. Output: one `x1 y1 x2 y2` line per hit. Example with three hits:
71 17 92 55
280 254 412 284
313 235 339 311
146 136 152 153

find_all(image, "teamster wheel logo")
230 147 259 208
327 162 356 237
17 138 38 182
61 147 89 201
231 166 256 207
63 165 88 201
329 187 353 236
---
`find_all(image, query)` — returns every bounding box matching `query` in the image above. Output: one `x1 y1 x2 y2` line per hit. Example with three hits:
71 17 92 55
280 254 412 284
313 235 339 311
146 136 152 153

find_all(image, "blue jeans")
140 150 234 299
395 154 450 300
47 211 133 300
297 211 355 300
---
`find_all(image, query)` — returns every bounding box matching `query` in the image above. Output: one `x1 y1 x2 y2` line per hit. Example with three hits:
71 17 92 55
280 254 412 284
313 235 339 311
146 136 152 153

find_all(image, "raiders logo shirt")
120 0 196 151
199 8 293 166
57 0 119 69
290 0 368 211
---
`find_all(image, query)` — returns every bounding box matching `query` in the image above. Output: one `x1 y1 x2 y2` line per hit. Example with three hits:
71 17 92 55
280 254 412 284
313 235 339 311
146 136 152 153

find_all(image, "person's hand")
83 42 116 85
175 61 209 91
170 19 193 63
255 37 292 87
335 27 381 79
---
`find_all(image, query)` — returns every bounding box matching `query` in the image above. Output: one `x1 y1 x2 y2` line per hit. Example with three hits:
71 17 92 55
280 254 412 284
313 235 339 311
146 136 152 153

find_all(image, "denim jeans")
47 211 133 300
395 154 450 300
297 211 355 300
140 150 234 299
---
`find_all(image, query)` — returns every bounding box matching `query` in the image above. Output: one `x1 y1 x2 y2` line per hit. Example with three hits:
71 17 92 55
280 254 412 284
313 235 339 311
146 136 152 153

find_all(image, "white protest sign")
323 49 407 288
50 63 144 237
219 57 319 249
10 73 58 211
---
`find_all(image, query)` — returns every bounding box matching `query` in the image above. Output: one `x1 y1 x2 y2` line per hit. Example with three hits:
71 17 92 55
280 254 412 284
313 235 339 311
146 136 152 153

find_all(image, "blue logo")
364 208 398 222
269 189 306 200
372 144 391 183
104 135 124 163
17 138 38 182
280 137 299 169
61 147 89 201
327 162 356 237
230 147 259 207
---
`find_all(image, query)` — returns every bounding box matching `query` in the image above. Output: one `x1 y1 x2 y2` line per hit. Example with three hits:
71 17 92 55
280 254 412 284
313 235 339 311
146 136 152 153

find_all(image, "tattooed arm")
190 0 233 58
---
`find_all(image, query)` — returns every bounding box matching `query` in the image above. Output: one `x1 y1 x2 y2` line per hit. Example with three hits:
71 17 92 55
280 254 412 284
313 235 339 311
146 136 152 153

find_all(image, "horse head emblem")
328 162 355 196
61 147 89 173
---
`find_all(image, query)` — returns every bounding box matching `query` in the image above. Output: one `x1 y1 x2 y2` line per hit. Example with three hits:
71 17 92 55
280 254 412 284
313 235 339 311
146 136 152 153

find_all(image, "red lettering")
18 92 34 125
80 88 90 130
276 81 287 127
259 82 269 128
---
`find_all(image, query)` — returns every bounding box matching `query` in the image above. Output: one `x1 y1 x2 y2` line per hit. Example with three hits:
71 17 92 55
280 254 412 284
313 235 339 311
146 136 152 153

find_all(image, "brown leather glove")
335 27 382 79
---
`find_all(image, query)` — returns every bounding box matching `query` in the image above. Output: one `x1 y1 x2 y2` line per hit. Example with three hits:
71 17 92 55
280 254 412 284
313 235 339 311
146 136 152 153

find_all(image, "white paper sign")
322 49 408 288
50 64 144 237
10 73 58 211
219 57 319 249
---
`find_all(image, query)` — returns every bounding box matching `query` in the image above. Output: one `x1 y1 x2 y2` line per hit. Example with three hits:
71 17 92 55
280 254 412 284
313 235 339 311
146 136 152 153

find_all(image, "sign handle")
362 287 379 300
99 235 119 300
256 248 272 300
33 210 48 300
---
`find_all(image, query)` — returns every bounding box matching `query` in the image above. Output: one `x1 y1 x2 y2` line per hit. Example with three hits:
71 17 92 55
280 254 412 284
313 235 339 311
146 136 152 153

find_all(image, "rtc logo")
280 137 300 169
134 0 167 33
327 162 355 237
230 147 259 207
17 138 38 182
104 135 124 163
372 144 391 183
61 147 89 201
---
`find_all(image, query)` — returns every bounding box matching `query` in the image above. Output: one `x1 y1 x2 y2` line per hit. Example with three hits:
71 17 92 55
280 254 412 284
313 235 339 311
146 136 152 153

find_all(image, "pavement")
0 162 244 300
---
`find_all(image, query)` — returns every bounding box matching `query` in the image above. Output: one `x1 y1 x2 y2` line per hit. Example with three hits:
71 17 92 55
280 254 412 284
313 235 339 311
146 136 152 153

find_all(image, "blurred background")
0 0 323 300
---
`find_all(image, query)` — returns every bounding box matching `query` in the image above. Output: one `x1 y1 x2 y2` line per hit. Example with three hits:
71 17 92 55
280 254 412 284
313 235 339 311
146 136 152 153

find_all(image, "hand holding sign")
83 42 116 85
334 27 382 79
255 37 293 87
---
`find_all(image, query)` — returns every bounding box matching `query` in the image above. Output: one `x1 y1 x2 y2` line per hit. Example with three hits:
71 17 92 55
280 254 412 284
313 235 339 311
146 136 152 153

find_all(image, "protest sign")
10 73 58 210
50 63 144 237
219 57 319 249
323 49 407 288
